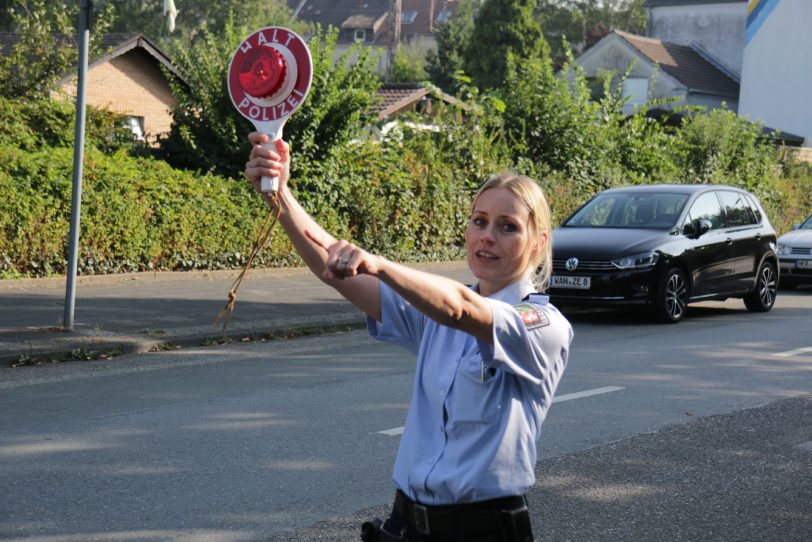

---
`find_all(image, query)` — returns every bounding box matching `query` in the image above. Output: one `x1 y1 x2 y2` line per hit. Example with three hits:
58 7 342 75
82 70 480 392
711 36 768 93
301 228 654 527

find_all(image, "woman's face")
465 187 539 297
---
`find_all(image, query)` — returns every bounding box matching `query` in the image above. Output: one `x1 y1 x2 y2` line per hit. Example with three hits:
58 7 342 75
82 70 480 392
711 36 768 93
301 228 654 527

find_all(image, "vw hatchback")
549 184 779 322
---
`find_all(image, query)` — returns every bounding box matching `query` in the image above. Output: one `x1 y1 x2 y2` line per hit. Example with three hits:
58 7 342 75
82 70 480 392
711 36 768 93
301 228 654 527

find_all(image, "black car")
549 184 779 322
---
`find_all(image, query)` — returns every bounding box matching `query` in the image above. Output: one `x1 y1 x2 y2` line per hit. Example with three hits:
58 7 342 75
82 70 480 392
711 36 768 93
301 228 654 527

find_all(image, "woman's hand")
305 231 384 282
245 132 290 202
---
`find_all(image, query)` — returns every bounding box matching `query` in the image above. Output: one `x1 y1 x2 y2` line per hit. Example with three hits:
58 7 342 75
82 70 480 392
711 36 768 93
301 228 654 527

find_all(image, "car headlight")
612 252 660 270
777 243 791 255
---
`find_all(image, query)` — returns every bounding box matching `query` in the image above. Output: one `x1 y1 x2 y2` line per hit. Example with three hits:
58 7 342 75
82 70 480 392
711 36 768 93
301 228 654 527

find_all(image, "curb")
3 317 367 368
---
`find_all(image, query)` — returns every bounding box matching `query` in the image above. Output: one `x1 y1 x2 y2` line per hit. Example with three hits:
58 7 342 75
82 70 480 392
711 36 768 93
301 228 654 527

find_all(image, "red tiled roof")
370 83 463 119
616 30 739 98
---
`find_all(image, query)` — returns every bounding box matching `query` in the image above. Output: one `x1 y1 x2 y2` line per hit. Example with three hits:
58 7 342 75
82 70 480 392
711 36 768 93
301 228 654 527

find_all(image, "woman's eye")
472 217 486 227
501 222 518 233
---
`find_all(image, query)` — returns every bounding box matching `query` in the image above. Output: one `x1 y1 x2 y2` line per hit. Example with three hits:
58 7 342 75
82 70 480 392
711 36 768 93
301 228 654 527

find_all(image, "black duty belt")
393 489 528 537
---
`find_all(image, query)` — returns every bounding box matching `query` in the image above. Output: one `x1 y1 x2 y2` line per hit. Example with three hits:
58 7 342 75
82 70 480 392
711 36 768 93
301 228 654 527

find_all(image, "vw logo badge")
565 257 579 271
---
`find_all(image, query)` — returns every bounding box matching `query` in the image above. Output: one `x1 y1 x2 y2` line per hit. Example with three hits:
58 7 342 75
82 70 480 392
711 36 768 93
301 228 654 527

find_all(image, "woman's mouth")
476 251 498 261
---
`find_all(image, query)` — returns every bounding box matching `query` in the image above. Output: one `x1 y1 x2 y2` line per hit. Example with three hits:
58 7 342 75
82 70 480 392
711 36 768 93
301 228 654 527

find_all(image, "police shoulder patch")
514 303 549 330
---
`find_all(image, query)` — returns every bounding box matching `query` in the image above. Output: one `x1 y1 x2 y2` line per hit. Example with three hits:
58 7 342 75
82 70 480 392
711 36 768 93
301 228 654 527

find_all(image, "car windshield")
801 215 812 229
564 193 690 229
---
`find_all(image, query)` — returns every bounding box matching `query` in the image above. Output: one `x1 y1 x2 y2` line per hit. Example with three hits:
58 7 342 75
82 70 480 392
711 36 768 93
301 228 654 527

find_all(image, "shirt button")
440 389 445 396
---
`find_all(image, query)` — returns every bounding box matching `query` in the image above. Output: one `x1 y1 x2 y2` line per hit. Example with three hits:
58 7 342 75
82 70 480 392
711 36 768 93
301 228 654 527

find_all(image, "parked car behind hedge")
549 184 779 323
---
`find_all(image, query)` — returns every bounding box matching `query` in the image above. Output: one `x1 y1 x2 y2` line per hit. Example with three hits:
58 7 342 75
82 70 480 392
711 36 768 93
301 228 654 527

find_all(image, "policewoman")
245 134 573 542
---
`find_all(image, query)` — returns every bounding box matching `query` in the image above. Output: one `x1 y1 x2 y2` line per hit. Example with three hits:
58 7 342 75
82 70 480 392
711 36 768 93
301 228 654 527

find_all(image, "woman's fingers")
303 231 365 280
248 131 267 146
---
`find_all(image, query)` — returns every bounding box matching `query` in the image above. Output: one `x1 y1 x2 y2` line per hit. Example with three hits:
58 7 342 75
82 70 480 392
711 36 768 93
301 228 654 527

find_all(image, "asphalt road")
1 291 811 541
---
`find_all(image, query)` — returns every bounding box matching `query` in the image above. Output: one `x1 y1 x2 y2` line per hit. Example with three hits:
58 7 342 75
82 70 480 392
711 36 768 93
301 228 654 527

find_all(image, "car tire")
655 268 689 323
744 260 777 312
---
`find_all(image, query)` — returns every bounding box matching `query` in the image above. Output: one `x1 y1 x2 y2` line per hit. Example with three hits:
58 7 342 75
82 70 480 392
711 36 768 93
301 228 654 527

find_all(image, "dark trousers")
361 490 534 542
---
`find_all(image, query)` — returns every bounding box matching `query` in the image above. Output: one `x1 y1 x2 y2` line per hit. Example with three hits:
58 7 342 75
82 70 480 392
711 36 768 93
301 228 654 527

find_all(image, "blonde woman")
245 134 573 542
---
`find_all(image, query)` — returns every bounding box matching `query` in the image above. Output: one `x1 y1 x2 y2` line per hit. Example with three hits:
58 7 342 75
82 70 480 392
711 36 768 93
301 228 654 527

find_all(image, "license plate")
550 275 591 289
797 260 812 269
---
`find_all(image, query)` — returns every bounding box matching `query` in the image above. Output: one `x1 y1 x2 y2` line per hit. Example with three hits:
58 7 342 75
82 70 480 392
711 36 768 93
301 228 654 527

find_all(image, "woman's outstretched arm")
245 132 381 321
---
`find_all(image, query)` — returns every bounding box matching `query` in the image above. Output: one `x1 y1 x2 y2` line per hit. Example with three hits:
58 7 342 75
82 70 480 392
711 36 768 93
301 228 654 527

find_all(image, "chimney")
390 0 402 50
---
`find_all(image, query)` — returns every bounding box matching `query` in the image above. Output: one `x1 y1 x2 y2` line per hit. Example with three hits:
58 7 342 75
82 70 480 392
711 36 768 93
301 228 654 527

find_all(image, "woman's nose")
479 226 496 243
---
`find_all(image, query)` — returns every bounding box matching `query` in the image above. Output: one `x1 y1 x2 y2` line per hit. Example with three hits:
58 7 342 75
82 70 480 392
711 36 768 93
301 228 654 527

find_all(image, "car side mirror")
686 218 712 238
792 223 800 230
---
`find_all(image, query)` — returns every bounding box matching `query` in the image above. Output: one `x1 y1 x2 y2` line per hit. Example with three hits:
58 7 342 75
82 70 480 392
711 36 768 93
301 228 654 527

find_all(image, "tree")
388 42 428 83
102 0 304 46
425 0 477 92
537 0 647 63
0 0 114 99
465 0 550 90
156 16 381 180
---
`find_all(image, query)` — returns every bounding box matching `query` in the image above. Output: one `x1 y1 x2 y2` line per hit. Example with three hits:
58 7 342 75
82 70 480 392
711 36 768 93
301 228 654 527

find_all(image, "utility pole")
63 0 92 330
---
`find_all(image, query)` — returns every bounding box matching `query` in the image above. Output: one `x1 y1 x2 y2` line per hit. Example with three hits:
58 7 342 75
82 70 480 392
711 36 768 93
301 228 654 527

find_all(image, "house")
370 83 463 120
573 0 810 152
645 0 747 76
400 1 460 49
0 32 182 142
574 30 740 114
289 1 460 72
738 0 812 150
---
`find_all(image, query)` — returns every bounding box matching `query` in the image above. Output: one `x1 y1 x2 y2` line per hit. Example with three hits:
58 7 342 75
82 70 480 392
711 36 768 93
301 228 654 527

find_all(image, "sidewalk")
0 262 474 366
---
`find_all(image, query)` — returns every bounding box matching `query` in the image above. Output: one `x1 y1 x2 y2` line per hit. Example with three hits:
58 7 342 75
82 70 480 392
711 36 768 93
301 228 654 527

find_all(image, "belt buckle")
412 503 430 535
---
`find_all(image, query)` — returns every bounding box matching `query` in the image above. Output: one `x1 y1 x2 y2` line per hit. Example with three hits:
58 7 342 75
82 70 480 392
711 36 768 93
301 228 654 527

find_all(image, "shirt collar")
473 277 535 304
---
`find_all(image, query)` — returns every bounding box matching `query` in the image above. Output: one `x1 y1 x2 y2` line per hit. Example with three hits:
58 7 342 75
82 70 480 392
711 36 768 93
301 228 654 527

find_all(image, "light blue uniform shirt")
366 278 573 505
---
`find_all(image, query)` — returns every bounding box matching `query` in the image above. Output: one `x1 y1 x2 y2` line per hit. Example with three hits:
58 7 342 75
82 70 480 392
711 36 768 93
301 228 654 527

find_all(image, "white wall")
739 0 812 146
648 1 747 75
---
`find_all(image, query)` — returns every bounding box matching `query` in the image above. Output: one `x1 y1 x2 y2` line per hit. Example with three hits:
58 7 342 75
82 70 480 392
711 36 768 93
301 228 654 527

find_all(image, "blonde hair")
472 172 553 292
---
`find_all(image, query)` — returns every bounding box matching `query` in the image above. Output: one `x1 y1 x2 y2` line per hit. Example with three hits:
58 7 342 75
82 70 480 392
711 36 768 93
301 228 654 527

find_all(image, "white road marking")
376 385 625 436
552 385 625 403
773 346 812 358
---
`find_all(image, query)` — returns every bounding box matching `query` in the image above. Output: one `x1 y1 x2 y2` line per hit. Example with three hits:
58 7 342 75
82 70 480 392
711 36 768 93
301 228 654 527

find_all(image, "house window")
402 10 417 24
354 29 367 43
124 116 144 139
622 77 649 111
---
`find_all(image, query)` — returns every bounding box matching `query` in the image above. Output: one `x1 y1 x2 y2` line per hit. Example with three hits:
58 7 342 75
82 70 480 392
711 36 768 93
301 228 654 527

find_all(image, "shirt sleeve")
366 282 426 355
477 299 573 390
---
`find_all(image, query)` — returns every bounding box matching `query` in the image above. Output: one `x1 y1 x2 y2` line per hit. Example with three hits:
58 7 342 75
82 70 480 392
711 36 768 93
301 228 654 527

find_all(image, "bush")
0 144 282 278
0 96 139 154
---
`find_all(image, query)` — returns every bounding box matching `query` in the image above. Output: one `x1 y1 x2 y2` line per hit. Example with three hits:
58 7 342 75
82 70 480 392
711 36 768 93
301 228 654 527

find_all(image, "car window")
718 190 757 227
744 193 763 223
684 192 725 231
800 215 812 229
565 193 688 228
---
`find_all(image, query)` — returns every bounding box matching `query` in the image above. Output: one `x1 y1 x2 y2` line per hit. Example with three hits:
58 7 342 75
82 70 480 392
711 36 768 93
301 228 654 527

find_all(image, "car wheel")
744 260 777 312
655 268 688 323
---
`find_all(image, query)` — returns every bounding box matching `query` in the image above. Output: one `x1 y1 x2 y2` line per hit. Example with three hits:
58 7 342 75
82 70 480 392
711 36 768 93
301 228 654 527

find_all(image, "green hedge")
0 136 481 278
1 86 811 279
0 145 286 277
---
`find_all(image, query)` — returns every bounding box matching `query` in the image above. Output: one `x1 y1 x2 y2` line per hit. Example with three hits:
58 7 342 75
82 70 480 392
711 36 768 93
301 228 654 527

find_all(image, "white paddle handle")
260 137 279 193
257 121 285 193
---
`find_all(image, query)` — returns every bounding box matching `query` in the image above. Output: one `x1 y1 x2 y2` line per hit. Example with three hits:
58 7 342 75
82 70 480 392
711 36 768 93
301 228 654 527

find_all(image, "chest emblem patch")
515 303 549 330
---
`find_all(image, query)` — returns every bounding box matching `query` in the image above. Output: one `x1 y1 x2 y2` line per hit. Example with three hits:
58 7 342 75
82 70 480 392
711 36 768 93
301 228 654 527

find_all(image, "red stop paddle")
228 27 313 192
